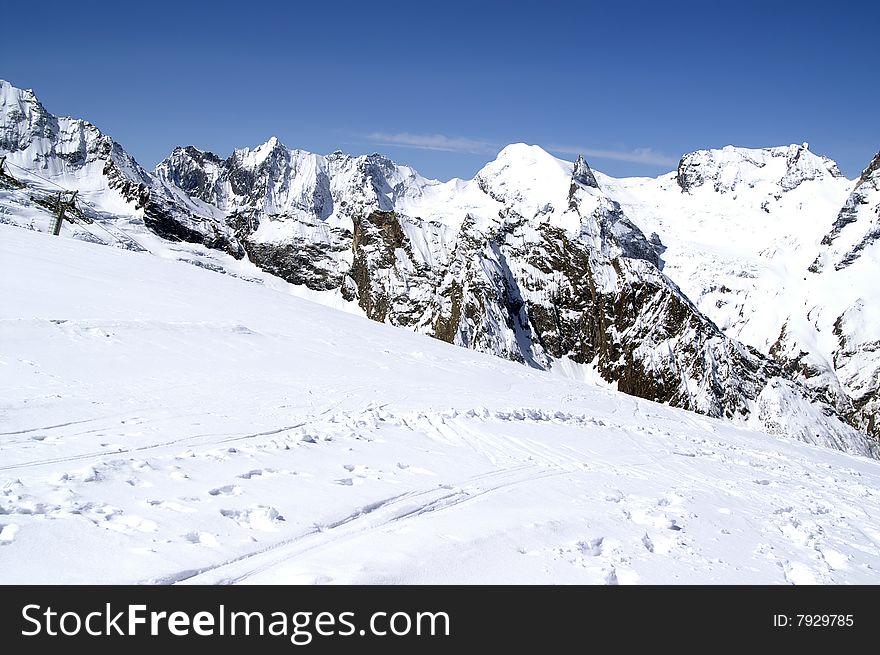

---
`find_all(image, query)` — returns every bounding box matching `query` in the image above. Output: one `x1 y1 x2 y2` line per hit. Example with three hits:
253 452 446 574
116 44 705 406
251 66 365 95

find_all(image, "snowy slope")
2 224 880 585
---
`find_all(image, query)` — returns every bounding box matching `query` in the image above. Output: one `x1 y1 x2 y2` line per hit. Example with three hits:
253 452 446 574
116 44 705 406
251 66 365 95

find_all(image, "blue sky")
3 0 877 180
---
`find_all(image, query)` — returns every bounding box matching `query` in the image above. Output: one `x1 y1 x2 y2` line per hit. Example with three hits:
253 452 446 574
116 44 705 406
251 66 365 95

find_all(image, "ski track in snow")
2 398 877 584
1 225 879 584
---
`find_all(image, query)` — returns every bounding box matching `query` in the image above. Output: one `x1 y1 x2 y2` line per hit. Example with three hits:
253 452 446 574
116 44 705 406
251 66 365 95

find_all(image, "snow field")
2 225 879 584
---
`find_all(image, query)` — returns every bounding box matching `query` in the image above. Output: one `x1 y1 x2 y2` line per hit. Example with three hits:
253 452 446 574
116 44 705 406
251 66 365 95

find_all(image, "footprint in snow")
626 508 683 531
604 568 619 585
58 465 103 483
146 500 196 513
641 532 679 555
220 506 284 532
578 537 604 557
209 485 243 497
183 531 220 548
103 514 159 534
167 467 190 481
237 468 279 480
337 464 379 485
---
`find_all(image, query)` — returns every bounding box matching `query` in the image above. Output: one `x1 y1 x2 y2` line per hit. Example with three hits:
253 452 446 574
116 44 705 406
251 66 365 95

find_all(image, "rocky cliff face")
1 79 875 456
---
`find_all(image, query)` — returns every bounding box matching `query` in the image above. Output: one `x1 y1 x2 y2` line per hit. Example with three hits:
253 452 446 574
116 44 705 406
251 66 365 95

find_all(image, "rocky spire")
572 155 599 188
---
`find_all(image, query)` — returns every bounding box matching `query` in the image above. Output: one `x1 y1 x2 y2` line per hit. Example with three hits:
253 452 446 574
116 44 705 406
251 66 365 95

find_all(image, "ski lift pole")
52 190 78 236
51 192 63 235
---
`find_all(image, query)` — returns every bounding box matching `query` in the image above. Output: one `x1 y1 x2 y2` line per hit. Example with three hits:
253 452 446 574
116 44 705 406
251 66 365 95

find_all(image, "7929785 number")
797 614 853 627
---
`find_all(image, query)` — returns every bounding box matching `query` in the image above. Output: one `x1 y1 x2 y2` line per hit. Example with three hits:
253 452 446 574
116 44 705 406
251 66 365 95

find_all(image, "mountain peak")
0 79 55 152
165 145 224 167
480 142 570 177
572 155 599 189
229 136 290 169
475 143 572 214
255 135 287 156
494 142 556 163
0 79 38 105
676 143 843 194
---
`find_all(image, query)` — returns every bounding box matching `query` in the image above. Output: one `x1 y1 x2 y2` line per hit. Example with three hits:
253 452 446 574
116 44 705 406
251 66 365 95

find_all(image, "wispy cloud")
365 133 676 168
366 132 498 155
546 145 676 167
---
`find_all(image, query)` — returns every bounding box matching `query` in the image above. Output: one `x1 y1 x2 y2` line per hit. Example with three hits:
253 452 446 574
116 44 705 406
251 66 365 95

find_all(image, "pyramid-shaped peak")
479 143 571 180
572 155 599 189
494 142 557 163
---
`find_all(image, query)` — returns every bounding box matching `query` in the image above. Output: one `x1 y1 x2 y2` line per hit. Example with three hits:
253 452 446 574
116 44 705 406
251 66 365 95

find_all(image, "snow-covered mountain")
603 145 880 440
152 137 874 453
1 79 876 457
0 79 241 256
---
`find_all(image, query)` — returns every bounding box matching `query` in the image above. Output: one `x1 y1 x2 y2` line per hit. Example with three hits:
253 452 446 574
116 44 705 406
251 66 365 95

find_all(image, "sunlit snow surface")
2 225 879 584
